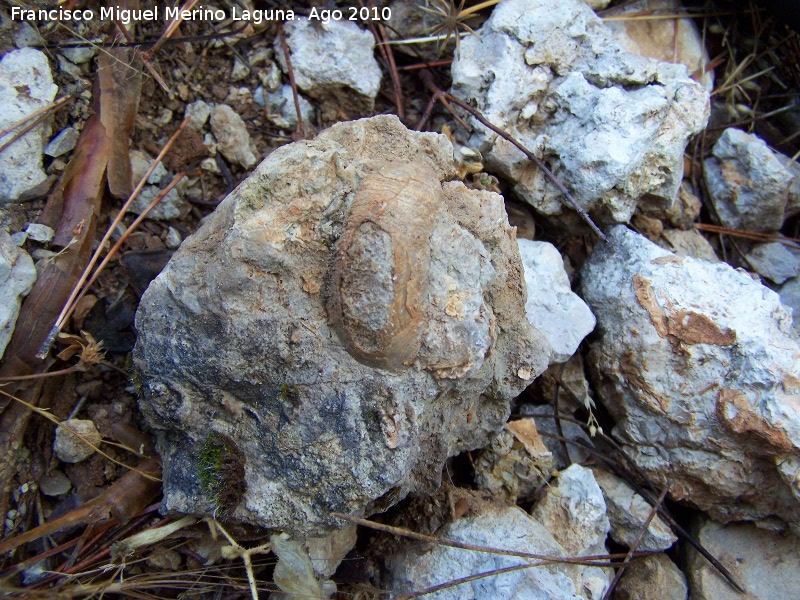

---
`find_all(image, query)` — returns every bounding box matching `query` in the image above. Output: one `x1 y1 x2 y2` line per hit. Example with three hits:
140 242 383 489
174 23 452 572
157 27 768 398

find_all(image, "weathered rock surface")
604 0 713 91
134 116 550 535
450 0 709 226
474 418 553 502
590 467 677 551
779 276 800 338
255 84 315 130
614 553 688 600
209 104 258 169
581 225 800 529
686 518 800 600
386 490 610 600
0 48 58 202
657 228 720 263
745 242 800 284
519 239 595 363
0 229 36 360
54 419 102 463
704 128 793 232
276 19 381 117
44 126 79 157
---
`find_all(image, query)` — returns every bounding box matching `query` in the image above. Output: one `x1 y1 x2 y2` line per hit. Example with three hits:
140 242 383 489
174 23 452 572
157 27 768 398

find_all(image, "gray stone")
581 225 800 529
686 518 800 600
13 22 44 49
704 128 793 232
657 228 720 262
230 57 250 82
0 229 36 359
56 54 82 80
133 116 550 536
450 0 709 226
130 184 187 221
590 467 677 551
184 100 211 132
775 153 800 220
59 45 97 65
54 419 102 463
209 104 258 169
276 19 381 116
518 239 595 363
38 470 72 497
386 496 610 600
24 223 54 243
614 553 687 600
44 126 79 157
130 149 168 186
0 48 58 203
779 276 800 338
745 242 800 284
254 85 315 130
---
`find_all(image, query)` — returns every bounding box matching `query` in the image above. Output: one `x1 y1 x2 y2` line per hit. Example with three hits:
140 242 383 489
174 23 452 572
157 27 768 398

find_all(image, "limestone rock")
54 419 102 463
450 0 709 227
657 228 719 262
44 127 79 157
518 239 595 362
686 519 800 600
775 152 800 220
133 116 550 536
0 48 58 203
474 418 553 502
604 0 713 91
581 225 800 529
209 104 258 169
704 128 793 232
184 100 211 132
386 495 610 600
255 84 315 130
590 467 677 551
614 553 688 600
0 230 36 360
779 276 800 338
276 19 381 117
745 242 800 284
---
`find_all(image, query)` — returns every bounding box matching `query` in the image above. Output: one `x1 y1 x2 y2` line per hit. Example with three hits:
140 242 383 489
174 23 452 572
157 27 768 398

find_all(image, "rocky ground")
2 0 800 598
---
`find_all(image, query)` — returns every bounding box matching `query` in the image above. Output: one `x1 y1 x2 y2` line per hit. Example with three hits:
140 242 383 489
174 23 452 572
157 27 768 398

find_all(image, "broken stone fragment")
133 115 550 536
450 0 709 227
581 225 800 530
615 553 688 600
54 419 103 464
0 230 37 360
209 104 258 169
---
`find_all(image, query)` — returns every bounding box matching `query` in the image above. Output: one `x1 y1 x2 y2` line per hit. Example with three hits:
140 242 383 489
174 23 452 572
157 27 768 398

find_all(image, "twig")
367 0 404 119
0 90 79 144
601 487 669 600
142 0 200 61
418 70 606 240
694 222 800 246
113 19 170 95
395 563 546 600
277 22 305 141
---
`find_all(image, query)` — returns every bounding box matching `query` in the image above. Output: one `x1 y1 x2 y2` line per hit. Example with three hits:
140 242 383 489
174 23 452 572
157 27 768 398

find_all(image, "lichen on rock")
133 115 550 535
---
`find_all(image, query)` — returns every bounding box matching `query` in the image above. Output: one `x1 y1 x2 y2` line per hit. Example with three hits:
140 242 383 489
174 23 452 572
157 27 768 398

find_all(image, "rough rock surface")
581 225 800 529
518 239 595 362
255 84 315 130
779 277 800 338
745 242 800 285
0 230 36 360
0 48 58 202
209 104 258 169
704 128 793 232
386 494 609 600
590 467 677 551
276 19 381 117
614 553 688 600
133 116 550 535
450 0 709 226
686 519 800 600
657 228 720 263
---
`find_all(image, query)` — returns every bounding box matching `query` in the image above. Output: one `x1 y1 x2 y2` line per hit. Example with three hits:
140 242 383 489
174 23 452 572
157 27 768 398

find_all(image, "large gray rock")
133 116 550 536
276 19 381 117
386 489 610 600
686 519 800 600
518 239 595 363
704 128 793 232
581 225 800 530
0 48 58 202
0 229 37 359
450 0 709 227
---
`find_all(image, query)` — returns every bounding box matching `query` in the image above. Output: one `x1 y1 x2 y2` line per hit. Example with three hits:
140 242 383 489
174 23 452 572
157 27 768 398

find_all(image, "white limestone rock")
276 19 381 116
704 128 793 232
581 225 800 530
209 104 258 169
0 229 36 359
0 48 58 202
450 0 709 227
518 239 595 362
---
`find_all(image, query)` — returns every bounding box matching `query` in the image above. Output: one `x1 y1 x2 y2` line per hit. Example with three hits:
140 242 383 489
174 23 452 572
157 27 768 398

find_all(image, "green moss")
125 355 144 398
277 383 299 405
197 433 247 520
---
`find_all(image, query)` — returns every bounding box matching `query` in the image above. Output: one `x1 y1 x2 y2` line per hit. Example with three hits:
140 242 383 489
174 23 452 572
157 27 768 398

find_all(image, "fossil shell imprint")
328 161 443 370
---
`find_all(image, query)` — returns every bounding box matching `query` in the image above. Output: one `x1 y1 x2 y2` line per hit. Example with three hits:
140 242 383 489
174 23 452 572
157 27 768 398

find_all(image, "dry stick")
143 0 200 61
367 0 404 120
38 116 191 359
277 22 305 141
399 58 453 71
113 18 170 95
63 172 186 327
331 513 653 566
418 70 606 241
601 487 669 600
395 563 550 600
695 222 800 245
0 92 77 145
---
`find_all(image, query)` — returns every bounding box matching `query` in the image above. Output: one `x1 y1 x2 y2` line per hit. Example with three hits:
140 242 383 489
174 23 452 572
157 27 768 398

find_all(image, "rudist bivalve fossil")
133 116 551 535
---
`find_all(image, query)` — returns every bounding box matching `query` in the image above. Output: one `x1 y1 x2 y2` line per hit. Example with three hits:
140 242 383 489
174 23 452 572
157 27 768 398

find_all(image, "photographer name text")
10 5 391 26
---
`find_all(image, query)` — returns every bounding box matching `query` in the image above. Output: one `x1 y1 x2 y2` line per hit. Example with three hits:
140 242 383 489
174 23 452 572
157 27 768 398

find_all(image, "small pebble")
54 419 102 463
